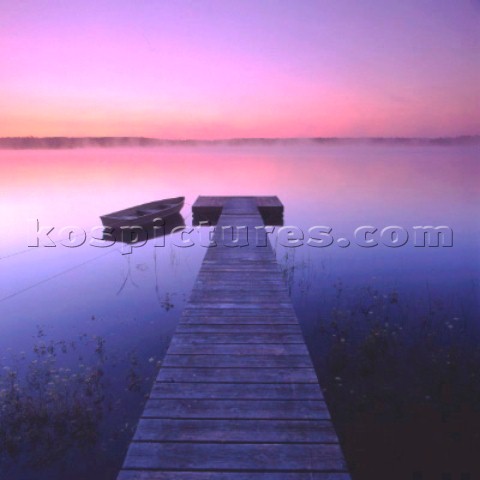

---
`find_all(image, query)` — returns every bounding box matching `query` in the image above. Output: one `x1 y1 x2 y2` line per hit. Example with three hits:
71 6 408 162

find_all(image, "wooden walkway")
117 197 351 479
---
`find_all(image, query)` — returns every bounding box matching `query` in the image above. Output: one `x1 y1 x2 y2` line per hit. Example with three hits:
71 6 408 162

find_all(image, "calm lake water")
1 143 479 479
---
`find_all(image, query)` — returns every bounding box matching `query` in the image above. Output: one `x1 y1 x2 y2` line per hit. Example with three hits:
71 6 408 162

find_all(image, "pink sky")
1 0 479 138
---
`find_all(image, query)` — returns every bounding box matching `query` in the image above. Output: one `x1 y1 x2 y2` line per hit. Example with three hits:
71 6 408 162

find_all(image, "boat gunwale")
101 197 184 219
100 197 184 226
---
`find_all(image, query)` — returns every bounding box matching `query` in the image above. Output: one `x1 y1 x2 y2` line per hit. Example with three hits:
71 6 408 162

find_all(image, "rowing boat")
100 197 185 228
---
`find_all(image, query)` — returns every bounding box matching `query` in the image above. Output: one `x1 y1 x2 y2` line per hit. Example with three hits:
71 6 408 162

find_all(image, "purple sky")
1 0 479 137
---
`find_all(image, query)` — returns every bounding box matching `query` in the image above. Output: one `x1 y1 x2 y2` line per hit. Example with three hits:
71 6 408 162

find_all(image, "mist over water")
1 143 479 479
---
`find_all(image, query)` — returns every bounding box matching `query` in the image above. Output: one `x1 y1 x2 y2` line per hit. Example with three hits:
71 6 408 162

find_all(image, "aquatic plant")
277 249 480 478
0 332 106 466
0 325 159 473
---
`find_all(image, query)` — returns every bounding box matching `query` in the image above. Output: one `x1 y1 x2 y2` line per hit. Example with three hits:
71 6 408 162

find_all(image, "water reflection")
102 213 185 244
0 143 479 479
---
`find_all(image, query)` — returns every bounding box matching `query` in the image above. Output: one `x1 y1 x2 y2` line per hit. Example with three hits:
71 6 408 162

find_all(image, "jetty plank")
118 472 351 480
161 354 313 368
122 442 346 471
150 382 324 400
132 418 339 442
156 366 319 383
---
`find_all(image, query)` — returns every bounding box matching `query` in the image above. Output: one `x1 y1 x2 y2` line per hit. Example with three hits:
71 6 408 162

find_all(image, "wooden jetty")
117 196 351 479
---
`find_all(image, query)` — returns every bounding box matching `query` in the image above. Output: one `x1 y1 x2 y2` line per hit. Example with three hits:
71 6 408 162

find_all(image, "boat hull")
100 197 184 229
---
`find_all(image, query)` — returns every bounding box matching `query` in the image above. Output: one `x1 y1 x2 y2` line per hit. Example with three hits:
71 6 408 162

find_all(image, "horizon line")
0 135 479 149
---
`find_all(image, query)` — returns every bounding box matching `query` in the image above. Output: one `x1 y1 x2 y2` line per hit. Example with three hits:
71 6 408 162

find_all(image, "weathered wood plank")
167 343 310 355
196 273 286 280
161 354 312 368
180 309 296 317
142 399 329 420
190 289 289 296
191 282 288 289
180 317 299 325
118 473 351 480
150 382 323 400
194 283 288 289
198 261 279 266
194 281 287 287
133 418 339 442
204 250 276 256
190 284 289 292
199 267 280 271
203 253 277 258
175 324 302 334
156 367 319 383
184 303 295 310
189 295 292 303
192 282 289 292
170 333 304 345
122 442 346 471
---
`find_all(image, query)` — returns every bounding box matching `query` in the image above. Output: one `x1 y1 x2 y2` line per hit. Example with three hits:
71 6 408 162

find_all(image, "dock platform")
192 195 284 225
117 196 350 479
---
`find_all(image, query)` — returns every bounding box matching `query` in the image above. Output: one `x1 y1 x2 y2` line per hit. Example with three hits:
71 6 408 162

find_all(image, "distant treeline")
0 135 478 149
0 137 187 149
